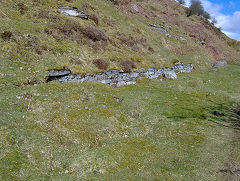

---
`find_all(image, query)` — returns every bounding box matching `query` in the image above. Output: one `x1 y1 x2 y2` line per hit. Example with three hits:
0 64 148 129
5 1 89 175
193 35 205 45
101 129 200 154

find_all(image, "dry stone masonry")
47 62 194 87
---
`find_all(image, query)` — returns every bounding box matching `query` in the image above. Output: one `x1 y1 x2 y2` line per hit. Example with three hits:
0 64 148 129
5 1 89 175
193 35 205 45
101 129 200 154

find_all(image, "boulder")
59 5 88 19
200 40 206 45
213 61 227 68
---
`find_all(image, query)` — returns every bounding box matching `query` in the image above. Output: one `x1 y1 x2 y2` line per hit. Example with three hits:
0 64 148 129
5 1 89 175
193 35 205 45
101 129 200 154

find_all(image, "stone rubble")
47 62 194 87
213 61 227 68
150 24 186 40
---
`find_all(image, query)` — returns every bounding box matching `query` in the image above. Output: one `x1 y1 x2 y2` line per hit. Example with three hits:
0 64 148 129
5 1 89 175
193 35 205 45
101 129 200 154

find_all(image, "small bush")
93 59 109 70
44 28 53 35
17 3 28 15
82 3 88 11
35 47 43 55
211 17 217 25
148 47 154 53
120 60 136 72
89 14 99 25
81 26 108 41
1 31 13 41
38 11 50 19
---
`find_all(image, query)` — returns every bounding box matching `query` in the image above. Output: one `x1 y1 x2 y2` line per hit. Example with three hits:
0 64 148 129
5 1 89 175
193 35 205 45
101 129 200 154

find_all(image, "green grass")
1 0 240 180
1 63 240 180
1 0 231 77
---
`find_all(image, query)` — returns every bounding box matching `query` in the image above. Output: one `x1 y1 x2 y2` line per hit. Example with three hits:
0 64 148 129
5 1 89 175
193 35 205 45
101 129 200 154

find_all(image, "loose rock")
213 61 227 68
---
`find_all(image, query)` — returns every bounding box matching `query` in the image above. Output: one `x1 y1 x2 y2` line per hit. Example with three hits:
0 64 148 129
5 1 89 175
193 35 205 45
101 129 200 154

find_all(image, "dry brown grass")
171 47 196 56
180 21 211 41
17 2 28 15
120 60 136 72
89 14 99 25
93 59 109 70
206 45 222 60
109 0 132 6
0 31 13 41
81 26 107 42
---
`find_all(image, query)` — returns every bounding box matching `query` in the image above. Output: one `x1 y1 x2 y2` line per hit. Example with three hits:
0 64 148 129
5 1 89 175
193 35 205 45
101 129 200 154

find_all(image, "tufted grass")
1 0 240 180
0 63 240 180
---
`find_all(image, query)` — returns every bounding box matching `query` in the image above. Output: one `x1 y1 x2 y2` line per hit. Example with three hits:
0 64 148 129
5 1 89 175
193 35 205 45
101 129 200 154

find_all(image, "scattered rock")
113 97 123 102
200 40 206 45
150 24 166 31
93 170 100 174
180 37 186 41
213 61 227 68
59 5 88 19
102 105 109 108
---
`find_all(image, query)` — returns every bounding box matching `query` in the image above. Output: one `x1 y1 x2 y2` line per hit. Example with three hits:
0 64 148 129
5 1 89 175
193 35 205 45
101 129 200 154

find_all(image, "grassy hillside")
1 0 240 180
1 0 239 79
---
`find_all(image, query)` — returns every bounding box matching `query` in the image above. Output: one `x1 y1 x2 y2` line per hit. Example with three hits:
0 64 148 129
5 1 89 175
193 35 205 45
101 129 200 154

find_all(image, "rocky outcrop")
47 62 194 87
59 5 88 19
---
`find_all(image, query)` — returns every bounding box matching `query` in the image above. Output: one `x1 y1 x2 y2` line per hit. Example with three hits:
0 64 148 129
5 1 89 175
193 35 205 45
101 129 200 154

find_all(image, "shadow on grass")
208 104 240 131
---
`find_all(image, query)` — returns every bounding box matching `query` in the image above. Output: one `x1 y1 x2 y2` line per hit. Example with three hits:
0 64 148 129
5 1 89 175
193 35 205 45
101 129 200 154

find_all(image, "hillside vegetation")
0 0 240 180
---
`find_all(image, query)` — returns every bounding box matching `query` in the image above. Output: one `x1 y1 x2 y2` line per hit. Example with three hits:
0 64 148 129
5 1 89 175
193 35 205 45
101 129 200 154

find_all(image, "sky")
184 0 240 41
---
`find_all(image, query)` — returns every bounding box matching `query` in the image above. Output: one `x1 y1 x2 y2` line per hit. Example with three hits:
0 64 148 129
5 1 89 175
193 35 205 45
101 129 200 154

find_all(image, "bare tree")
211 17 217 25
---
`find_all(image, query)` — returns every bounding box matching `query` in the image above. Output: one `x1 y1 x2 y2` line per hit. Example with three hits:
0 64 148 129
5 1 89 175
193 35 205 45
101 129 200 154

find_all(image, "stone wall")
47 62 194 87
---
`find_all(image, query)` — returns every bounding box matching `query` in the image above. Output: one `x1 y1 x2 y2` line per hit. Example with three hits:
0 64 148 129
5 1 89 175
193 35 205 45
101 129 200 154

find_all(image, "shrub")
202 11 211 20
211 17 217 25
120 60 136 73
0 31 13 41
93 59 109 70
148 46 154 53
38 11 50 19
81 26 108 41
17 3 28 15
82 4 88 11
177 0 185 5
89 14 99 25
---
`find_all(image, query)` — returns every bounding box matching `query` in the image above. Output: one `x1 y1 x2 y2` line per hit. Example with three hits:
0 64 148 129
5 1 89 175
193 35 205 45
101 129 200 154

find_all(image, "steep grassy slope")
1 0 240 180
0 0 239 81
